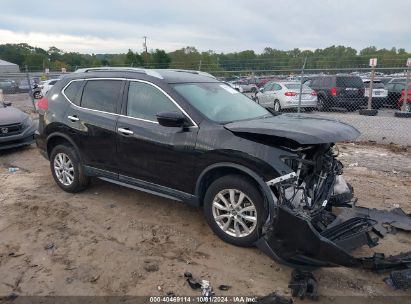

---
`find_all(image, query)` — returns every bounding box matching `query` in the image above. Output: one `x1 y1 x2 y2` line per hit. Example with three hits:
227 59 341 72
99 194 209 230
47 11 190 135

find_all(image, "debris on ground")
288 269 319 300
44 243 55 250
184 272 215 297
384 268 411 290
7 167 19 173
218 284 231 291
8 252 24 258
252 292 293 304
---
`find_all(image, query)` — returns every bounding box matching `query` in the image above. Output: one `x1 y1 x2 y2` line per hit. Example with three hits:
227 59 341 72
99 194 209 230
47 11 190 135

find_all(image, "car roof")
71 67 218 84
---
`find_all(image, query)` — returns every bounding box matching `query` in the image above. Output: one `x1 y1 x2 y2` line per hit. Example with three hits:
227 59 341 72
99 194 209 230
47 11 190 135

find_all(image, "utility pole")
297 57 307 114
143 36 148 67
25 65 36 112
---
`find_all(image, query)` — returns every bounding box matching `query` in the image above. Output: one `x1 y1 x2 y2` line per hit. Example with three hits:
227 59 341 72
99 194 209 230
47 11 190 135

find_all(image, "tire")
34 91 42 99
203 174 267 247
305 107 315 112
359 109 378 116
317 96 326 111
274 100 281 112
50 144 90 193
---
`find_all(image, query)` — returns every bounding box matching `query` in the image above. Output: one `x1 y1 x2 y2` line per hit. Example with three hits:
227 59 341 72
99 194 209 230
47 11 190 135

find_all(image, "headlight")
21 116 33 129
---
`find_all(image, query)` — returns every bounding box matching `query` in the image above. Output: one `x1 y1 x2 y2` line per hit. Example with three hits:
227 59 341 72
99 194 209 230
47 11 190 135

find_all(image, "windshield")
172 82 270 123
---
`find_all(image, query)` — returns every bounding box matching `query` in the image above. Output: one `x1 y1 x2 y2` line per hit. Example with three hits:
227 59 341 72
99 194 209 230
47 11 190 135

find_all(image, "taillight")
311 91 317 96
285 92 297 96
331 87 337 96
37 97 48 111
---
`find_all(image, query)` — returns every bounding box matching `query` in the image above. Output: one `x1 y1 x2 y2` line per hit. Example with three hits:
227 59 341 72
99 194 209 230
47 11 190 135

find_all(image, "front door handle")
118 127 134 135
67 115 79 122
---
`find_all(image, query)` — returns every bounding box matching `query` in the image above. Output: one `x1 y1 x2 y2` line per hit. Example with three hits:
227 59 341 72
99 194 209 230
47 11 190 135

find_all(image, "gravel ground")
0 94 410 301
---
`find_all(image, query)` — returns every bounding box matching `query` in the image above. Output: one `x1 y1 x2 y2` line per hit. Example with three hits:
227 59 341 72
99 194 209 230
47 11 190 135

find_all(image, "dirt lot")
0 94 410 300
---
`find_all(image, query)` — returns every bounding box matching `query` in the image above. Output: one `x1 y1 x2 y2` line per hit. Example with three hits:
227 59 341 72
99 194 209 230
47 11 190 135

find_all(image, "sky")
0 0 410 54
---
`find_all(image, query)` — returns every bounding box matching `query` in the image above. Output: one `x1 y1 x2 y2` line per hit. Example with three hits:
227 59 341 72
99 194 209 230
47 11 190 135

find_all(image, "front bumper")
0 121 37 151
257 204 411 271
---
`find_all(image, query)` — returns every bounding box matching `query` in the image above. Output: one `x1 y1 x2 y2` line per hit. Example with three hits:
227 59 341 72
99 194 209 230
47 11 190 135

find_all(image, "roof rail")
74 67 146 73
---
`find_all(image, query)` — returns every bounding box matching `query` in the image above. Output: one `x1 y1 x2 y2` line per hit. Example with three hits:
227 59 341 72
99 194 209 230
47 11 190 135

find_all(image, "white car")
255 82 317 112
40 79 60 96
363 80 388 98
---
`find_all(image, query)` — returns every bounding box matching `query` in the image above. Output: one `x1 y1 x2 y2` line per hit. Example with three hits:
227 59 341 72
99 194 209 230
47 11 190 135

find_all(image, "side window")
64 80 84 106
81 80 122 113
273 83 282 91
49 80 58 85
262 82 273 92
127 81 180 121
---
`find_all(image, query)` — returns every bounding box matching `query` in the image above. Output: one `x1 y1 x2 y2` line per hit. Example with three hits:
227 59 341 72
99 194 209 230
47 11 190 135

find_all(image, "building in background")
0 59 20 73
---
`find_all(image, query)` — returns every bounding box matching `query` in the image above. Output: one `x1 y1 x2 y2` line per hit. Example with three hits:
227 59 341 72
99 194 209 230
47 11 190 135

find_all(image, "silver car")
255 82 318 111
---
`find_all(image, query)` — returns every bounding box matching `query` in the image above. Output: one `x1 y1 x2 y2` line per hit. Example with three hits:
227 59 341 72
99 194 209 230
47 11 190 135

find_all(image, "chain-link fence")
0 62 410 146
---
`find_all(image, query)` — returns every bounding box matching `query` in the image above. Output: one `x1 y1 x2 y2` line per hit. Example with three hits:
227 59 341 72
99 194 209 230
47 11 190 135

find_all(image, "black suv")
305 75 365 111
36 68 364 267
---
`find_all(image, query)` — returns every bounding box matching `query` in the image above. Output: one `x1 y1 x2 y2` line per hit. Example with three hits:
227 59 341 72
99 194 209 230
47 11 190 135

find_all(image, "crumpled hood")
0 106 28 125
224 113 360 144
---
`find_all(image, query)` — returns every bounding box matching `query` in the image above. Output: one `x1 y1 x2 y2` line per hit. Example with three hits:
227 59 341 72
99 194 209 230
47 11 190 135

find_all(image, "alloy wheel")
211 189 257 238
54 152 75 186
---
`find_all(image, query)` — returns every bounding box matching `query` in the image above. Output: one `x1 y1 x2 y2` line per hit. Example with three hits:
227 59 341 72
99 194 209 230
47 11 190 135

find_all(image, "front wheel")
203 175 267 247
34 91 42 99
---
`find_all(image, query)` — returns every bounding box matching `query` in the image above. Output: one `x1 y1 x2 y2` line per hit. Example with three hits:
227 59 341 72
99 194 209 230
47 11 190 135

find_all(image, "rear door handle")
118 127 134 135
67 115 79 122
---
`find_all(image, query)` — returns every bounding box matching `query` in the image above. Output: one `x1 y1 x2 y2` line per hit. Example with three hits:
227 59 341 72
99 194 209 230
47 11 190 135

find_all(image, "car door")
64 79 124 175
258 82 274 106
116 80 198 194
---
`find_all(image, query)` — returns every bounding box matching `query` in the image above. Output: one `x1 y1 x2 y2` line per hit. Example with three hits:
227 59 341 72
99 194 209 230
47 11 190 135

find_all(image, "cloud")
0 0 410 53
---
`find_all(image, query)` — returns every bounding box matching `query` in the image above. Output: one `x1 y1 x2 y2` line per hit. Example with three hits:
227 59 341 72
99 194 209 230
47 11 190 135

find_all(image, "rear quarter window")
64 80 84 105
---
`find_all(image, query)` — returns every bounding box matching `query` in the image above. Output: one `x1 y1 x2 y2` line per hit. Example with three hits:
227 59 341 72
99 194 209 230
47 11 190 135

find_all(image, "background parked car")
18 80 31 92
397 84 411 111
40 79 60 96
0 80 17 94
305 75 364 111
0 101 37 150
363 79 388 109
230 78 258 92
255 81 317 112
385 82 407 108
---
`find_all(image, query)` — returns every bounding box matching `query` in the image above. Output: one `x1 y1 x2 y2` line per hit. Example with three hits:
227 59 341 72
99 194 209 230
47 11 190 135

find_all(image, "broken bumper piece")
257 206 411 270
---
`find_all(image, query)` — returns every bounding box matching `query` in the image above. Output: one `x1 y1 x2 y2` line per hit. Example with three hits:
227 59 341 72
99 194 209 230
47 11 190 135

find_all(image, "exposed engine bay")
257 143 411 271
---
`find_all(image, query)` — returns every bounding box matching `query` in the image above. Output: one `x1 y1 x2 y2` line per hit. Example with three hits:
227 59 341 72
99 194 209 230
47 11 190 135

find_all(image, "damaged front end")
257 143 411 271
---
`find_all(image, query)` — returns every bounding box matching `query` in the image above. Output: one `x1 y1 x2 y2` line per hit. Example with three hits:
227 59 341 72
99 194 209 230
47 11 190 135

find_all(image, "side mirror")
259 87 263 92
3 101 12 107
156 111 190 128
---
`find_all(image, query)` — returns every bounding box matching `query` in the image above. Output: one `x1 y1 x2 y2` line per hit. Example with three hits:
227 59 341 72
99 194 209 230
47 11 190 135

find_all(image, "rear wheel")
203 175 267 247
317 96 326 111
274 100 281 112
50 144 90 193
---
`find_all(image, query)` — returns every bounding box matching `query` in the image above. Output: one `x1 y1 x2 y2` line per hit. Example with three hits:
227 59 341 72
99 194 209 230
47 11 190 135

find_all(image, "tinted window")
49 80 58 85
64 80 83 105
81 80 122 113
127 81 180 121
336 77 364 88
